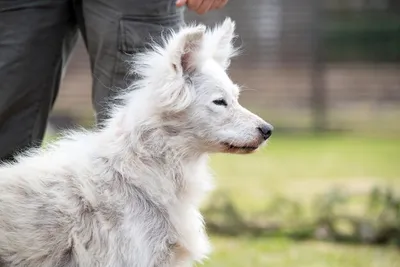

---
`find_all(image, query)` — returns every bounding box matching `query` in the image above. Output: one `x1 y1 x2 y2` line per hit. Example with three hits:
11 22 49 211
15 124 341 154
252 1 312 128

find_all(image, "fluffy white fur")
0 18 272 267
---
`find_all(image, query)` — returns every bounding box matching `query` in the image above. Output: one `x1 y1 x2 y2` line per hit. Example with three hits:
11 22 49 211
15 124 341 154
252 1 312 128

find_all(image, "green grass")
203 236 400 267
209 133 400 212
202 133 400 267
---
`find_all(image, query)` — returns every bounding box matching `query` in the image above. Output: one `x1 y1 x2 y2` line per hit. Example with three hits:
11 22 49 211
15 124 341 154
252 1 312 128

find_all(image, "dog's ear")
153 26 205 113
168 25 206 75
209 17 237 69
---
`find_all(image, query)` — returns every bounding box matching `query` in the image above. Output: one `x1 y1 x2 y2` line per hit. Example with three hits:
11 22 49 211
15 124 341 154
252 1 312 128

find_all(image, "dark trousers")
0 0 184 161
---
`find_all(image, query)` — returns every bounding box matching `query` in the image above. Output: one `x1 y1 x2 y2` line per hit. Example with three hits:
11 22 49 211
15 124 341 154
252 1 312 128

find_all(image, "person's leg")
0 0 78 161
79 0 185 124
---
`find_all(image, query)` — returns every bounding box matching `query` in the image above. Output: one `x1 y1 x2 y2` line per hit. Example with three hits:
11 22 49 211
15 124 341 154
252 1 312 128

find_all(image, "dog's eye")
213 99 228 107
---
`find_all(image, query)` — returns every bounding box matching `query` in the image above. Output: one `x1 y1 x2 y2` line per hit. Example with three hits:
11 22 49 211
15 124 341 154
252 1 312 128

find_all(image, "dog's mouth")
221 142 259 154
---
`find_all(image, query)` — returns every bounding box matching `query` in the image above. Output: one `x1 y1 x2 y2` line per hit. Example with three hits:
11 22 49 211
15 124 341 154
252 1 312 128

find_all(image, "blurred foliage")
203 186 400 247
324 11 400 62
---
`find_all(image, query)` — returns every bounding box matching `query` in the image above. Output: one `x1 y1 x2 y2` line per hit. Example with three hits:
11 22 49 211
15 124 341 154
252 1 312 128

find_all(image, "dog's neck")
99 106 213 207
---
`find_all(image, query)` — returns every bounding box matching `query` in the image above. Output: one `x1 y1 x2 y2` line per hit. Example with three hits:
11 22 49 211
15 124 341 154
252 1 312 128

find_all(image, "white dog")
0 18 272 267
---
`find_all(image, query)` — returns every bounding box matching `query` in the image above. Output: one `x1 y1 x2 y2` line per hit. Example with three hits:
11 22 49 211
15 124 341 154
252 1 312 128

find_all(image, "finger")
176 0 187 7
187 0 203 13
214 0 228 9
197 0 213 14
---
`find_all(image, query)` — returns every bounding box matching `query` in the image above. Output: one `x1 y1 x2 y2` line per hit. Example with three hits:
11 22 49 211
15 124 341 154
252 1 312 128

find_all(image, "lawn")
208 133 400 212
202 133 400 267
203 236 400 267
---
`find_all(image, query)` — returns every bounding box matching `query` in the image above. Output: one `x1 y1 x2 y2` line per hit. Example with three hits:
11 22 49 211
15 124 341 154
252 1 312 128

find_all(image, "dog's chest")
168 203 211 265
115 160 212 266
116 193 210 266
167 165 213 264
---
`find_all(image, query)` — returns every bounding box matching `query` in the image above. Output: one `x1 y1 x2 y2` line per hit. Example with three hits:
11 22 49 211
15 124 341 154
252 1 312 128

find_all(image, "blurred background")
48 0 400 266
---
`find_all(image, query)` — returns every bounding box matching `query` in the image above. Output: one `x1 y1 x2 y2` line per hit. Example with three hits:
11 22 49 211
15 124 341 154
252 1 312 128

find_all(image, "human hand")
176 0 228 15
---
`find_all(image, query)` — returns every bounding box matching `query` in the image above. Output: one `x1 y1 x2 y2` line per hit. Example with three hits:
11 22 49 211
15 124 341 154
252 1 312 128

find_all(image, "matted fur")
0 18 272 267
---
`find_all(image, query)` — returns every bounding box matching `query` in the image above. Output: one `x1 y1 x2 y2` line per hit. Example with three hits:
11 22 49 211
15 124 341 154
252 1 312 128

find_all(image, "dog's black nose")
257 124 273 140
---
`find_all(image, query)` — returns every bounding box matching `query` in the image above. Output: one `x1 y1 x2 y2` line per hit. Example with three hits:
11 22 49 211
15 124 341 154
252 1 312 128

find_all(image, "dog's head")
130 18 273 154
